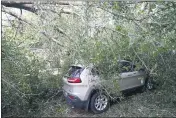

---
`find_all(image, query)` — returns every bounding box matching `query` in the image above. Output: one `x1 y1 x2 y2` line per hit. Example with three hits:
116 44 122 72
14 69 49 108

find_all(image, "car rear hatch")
63 66 84 93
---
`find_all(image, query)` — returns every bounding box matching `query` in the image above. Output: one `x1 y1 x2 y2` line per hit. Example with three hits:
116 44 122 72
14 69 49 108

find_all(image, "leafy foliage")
1 1 176 117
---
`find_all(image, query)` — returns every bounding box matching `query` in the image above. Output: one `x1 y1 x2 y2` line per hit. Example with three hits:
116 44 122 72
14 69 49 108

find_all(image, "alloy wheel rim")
147 79 153 89
94 94 108 111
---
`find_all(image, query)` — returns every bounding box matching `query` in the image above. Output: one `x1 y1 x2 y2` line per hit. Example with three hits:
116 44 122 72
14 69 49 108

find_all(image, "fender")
85 89 99 111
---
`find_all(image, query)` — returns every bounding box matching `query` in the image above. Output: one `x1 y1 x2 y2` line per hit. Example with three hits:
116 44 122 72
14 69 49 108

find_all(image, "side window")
91 68 99 76
120 62 132 72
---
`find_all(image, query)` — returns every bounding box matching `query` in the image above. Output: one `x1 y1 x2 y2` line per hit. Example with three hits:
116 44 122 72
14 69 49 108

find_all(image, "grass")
3 82 175 117
40 87 176 117
64 91 176 117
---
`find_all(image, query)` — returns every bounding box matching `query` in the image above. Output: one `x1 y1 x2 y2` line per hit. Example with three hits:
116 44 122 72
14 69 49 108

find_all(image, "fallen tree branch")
2 1 83 16
132 47 149 71
2 78 45 97
99 6 156 22
2 8 34 26
41 32 64 47
44 90 63 104
2 1 38 13
1 1 77 13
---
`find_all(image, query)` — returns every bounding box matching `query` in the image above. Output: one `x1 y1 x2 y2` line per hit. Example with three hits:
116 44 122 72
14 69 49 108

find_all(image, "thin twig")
41 32 64 47
132 47 149 71
44 90 63 104
2 78 45 97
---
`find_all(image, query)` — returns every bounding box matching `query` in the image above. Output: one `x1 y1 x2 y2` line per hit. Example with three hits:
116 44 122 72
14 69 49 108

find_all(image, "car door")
88 67 100 86
119 61 145 91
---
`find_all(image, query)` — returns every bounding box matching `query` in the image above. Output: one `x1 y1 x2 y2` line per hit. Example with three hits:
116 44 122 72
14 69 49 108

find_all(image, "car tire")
141 78 154 92
90 92 110 114
140 78 154 93
146 78 154 90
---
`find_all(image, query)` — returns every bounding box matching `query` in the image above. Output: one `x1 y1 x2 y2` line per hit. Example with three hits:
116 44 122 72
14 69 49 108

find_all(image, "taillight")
67 77 82 83
68 95 75 99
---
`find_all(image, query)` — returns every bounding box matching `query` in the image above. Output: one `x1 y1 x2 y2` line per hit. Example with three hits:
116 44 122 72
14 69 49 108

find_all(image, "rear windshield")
68 66 84 77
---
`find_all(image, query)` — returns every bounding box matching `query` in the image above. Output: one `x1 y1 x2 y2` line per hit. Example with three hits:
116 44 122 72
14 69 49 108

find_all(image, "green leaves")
2 1 176 117
112 2 120 10
116 25 122 31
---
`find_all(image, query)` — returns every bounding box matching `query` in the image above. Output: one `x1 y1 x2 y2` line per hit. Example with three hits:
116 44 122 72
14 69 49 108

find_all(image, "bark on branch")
1 1 71 13
2 1 38 13
2 1 79 16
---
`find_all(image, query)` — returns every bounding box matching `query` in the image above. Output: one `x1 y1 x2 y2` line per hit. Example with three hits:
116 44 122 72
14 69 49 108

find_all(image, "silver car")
62 60 154 113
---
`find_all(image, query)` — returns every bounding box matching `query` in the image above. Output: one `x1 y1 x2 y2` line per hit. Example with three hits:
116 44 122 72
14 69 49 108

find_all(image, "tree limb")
132 47 149 71
2 1 38 13
2 9 34 26
41 32 64 47
1 1 83 18
99 6 155 22
1 1 71 13
2 78 45 97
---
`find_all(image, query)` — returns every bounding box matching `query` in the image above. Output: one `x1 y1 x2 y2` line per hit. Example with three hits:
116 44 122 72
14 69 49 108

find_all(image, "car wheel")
90 92 110 114
146 78 154 90
140 78 154 92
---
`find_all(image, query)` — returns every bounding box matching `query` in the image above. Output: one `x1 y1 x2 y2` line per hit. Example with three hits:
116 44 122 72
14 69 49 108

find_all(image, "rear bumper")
64 91 89 110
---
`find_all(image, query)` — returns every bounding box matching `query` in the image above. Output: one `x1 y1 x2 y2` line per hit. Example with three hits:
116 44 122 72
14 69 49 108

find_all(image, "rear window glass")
68 66 84 77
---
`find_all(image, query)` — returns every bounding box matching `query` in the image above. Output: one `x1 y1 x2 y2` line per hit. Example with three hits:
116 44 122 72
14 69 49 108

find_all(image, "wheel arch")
85 89 100 111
